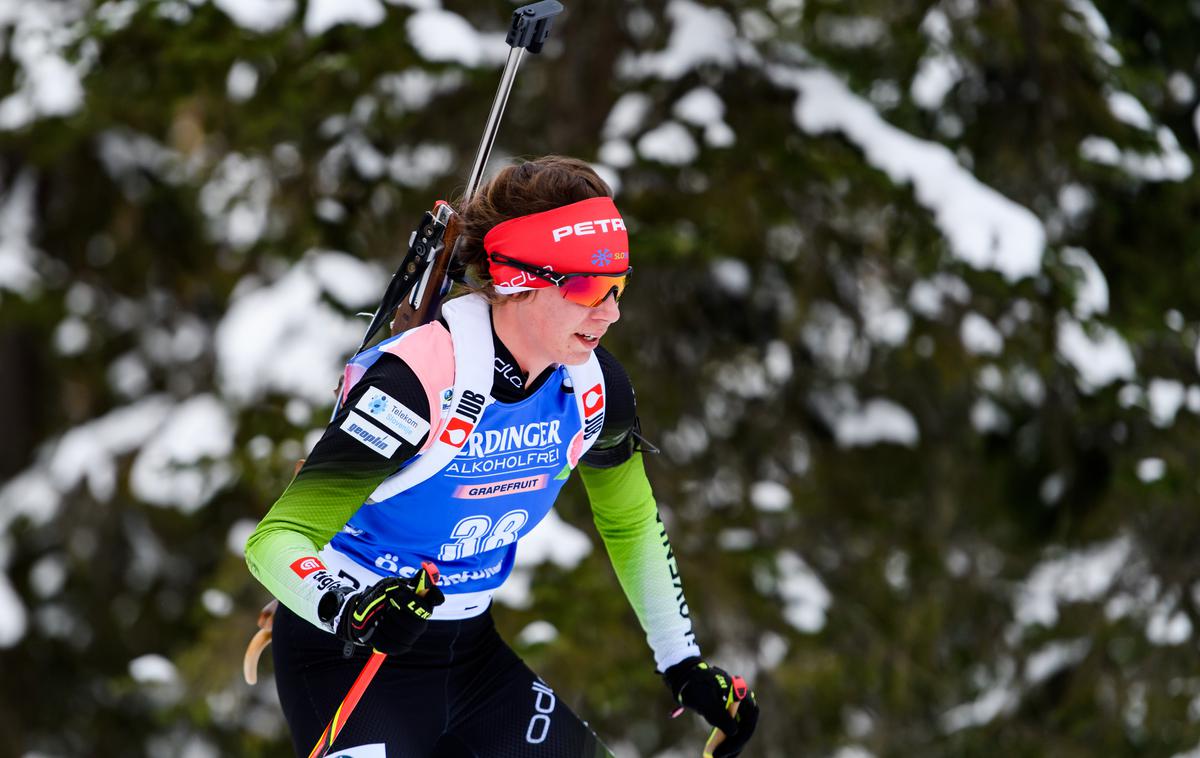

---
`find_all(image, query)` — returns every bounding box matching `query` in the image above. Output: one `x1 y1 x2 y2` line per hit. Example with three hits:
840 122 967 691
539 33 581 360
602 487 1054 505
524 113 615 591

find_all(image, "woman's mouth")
575 333 600 348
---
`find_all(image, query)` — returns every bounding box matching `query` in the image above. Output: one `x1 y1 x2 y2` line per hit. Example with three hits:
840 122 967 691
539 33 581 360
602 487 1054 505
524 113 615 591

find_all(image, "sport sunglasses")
490 252 631 307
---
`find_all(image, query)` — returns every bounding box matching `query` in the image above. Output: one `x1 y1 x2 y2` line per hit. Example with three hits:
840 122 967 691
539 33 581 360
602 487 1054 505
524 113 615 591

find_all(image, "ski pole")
307 561 440 758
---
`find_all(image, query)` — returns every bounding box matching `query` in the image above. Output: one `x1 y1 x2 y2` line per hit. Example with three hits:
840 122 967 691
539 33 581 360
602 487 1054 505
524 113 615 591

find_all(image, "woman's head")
457 156 629 371
454 155 615 299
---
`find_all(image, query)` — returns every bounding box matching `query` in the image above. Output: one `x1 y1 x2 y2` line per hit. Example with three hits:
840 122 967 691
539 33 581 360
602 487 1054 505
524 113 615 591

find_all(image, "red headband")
485 196 630 293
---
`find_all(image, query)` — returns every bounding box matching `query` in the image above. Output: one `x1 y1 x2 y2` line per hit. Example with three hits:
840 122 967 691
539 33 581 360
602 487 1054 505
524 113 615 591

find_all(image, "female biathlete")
245 156 759 757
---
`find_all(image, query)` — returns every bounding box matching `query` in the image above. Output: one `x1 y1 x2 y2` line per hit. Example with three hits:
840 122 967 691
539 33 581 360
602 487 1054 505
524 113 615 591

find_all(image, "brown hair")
453 155 612 302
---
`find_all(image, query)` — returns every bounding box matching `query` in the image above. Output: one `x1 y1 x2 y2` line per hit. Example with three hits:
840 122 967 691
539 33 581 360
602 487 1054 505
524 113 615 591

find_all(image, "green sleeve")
244 460 394 629
579 452 702 671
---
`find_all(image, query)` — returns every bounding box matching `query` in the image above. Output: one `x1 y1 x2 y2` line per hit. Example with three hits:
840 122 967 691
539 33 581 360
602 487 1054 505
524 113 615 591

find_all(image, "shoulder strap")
368 293 496 501
564 353 606 466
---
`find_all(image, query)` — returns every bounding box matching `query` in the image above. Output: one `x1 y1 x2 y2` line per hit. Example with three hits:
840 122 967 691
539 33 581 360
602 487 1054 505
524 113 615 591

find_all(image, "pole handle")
701 675 748 758
307 563 441 758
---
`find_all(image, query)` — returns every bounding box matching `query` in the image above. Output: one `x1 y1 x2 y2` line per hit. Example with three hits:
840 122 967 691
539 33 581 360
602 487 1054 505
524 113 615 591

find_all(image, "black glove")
323 569 445 656
664 657 759 757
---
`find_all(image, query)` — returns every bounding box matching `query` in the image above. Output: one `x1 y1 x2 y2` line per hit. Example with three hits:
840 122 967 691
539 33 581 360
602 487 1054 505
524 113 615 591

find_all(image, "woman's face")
506 286 621 367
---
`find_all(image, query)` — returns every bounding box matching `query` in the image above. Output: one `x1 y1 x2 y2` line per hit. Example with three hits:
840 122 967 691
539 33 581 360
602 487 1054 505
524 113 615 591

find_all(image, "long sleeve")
244 353 431 629
579 452 701 671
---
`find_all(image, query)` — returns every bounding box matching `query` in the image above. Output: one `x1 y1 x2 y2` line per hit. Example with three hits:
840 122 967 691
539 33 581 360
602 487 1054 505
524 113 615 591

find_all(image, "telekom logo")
440 417 475 448
583 384 604 415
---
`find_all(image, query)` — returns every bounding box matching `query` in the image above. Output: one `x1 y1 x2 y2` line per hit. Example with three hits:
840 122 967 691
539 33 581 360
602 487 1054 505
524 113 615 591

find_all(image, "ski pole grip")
415 560 441 597
701 676 747 758
506 0 564 53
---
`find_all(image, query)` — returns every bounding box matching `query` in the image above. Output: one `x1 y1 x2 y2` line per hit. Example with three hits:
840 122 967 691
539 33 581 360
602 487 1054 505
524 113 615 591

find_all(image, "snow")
817 15 885 49
833 398 919 448
619 1 748 80
831 748 876 758
941 662 1018 732
516 620 558 646
860 279 911 346
1025 639 1090 685
1167 72 1195 103
375 69 464 117
758 630 789 669
201 589 234 617
764 340 793 382
226 519 258 557
387 143 454 188
1063 0 1121 65
1136 458 1165 483
405 10 506 67
215 252 374 404
1056 318 1136 391
226 61 259 102
53 317 89 355
912 52 962 110
750 481 792 512
0 1 91 130
29 555 66 598
1058 184 1094 223
1147 379 1185 427
674 87 723 127
1080 129 1193 182
777 551 831 633
48 397 175 504
673 87 735 147
710 258 752 296
774 67 1046 282
1060 247 1108 317
804 303 868 377
129 395 236 513
960 313 1004 356
304 0 384 36
1040 473 1065 505
598 140 635 169
0 571 26 648
199 153 275 250
211 0 296 33
1146 600 1191 645
603 93 652 140
971 398 1010 434
717 528 756 550
0 170 42 296
129 654 179 685
1013 536 1132 628
1107 91 1154 130
637 121 698 165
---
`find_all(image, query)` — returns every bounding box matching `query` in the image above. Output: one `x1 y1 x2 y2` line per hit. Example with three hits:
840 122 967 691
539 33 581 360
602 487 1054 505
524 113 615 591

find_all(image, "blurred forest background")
2 0 1200 756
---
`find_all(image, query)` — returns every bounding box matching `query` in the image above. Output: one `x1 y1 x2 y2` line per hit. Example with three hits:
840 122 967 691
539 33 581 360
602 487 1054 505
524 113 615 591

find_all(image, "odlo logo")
439 389 486 448
525 680 557 745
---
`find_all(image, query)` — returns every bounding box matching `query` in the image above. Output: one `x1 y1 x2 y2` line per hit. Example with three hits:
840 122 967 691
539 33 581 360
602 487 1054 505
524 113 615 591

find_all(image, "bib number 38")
438 510 529 561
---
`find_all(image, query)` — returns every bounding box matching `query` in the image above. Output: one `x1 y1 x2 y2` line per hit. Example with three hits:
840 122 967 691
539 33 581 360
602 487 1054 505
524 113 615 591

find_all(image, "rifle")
355 0 564 352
